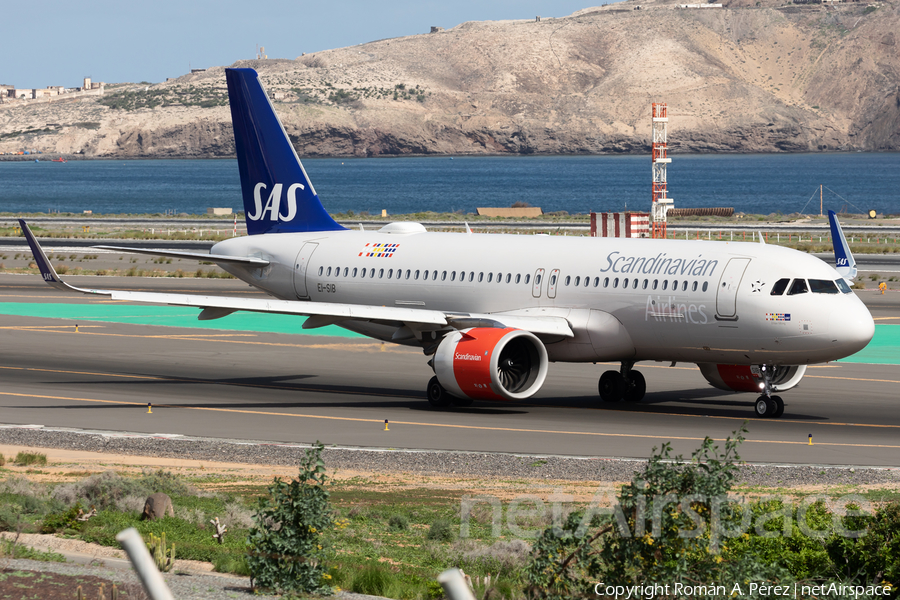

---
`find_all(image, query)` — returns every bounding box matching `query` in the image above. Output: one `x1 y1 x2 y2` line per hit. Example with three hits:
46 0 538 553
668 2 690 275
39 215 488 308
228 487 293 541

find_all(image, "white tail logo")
248 182 304 221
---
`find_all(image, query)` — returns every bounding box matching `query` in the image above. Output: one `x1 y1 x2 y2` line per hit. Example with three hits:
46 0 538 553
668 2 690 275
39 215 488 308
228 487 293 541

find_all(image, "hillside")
2 0 898 157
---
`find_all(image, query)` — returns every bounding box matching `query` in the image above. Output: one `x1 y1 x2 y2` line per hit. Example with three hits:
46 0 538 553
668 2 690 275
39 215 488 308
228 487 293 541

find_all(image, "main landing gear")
598 362 646 403
426 377 473 409
754 364 785 418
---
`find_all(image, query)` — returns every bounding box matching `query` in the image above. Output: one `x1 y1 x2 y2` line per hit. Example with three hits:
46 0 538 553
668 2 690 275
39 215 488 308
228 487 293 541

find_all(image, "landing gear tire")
623 370 646 403
427 376 453 409
771 395 785 418
754 395 783 418
599 371 626 403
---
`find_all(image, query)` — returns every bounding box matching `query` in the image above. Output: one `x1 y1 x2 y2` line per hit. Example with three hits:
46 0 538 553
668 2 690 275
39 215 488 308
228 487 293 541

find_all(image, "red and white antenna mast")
651 102 673 239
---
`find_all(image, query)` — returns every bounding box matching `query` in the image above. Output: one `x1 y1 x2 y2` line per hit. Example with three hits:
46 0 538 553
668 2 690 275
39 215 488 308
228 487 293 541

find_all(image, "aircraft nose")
831 297 875 357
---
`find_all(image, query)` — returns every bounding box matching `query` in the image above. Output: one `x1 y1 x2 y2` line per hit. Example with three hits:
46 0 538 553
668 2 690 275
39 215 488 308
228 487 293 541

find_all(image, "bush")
0 453 5 467
13 452 46 466
246 442 334 594
427 518 454 542
42 503 86 533
388 514 409 531
52 469 195 509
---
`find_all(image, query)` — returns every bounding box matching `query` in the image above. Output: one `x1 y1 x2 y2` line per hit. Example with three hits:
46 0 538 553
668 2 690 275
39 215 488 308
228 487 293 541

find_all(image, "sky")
2 1 613 89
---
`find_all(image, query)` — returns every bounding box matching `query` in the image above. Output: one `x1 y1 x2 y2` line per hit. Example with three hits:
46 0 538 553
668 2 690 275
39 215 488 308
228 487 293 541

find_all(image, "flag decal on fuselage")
358 243 400 258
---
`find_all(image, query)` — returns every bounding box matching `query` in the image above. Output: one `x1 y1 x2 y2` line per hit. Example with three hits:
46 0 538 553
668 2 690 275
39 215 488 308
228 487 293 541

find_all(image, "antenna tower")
651 102 673 238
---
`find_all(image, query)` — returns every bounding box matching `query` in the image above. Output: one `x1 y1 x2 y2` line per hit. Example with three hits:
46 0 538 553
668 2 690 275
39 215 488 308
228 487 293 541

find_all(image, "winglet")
828 210 857 282
758 231 766 244
18 219 108 295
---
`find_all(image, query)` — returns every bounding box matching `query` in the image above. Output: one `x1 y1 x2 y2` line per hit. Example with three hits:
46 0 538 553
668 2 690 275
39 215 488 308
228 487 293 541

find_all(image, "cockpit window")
835 278 852 294
787 279 808 295
770 278 790 296
809 279 839 294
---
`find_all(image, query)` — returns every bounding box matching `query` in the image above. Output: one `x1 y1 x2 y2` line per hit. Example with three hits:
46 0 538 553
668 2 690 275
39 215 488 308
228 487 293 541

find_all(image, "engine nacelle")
697 363 807 393
434 328 549 401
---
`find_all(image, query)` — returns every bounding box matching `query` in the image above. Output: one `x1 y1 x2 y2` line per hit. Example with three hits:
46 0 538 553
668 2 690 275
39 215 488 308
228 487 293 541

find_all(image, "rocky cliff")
2 0 898 157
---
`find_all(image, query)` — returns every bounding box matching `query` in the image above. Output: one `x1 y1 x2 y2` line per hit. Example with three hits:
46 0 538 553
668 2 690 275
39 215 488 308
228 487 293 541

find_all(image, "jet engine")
697 363 807 393
432 328 549 401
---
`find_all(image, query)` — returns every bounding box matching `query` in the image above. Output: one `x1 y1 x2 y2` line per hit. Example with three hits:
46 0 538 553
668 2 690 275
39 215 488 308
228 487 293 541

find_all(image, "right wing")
93 245 269 267
20 220 574 339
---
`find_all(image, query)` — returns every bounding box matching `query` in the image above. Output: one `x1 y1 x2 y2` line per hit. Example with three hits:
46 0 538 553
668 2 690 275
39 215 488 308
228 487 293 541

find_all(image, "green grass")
12 452 47 467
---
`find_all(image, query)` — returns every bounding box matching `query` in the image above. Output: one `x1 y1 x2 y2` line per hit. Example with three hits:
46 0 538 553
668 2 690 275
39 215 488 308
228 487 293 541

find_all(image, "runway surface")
1 273 899 467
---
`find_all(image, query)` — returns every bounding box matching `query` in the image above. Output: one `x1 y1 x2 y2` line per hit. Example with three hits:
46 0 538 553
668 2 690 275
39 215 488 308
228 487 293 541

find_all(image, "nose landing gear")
598 362 646 403
754 365 785 418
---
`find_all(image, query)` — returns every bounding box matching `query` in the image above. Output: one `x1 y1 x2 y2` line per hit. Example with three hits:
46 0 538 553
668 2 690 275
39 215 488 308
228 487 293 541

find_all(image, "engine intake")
434 328 549 401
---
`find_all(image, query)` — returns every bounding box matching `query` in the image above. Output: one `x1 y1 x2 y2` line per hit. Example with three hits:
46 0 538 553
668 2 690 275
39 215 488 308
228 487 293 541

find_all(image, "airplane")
19 68 875 419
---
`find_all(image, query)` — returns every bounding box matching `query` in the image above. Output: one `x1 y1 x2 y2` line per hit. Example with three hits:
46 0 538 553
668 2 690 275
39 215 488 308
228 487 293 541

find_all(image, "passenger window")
497 272 502 283
450 271 456 281
682 281 688 291
317 266 323 276
352 268 358 277
488 273 493 283
584 277 589 287
809 279 839 294
652 279 658 290
515 274 521 284
432 270 438 280
535 274 542 285
835 278 852 294
414 270 420 280
633 279 639 289
643 279 648 290
478 272 484 282
525 274 531 284
460 271 465 281
788 279 808 295
603 277 609 288
692 281 697 292
326 267 332 276
662 280 668 291
469 273 475 282
623 278 629 289
423 271 429 281
360 268 366 278
381 269 387 278
565 276 571 286
343 267 348 277
771 278 790 295
593 277 599 287
613 278 619 288
673 280 678 290
370 268 375 278
442 271 447 281
702 281 708 292
548 274 554 285
574 276 580 286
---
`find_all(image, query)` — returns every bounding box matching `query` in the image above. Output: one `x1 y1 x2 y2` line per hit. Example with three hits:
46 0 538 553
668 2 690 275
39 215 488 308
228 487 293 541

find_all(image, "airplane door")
532 268 545 298
547 269 560 299
716 257 750 319
293 242 319 299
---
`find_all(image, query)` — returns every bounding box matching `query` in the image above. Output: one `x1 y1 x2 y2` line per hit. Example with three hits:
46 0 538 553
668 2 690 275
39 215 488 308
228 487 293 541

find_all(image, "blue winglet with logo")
225 68 345 235
828 210 857 283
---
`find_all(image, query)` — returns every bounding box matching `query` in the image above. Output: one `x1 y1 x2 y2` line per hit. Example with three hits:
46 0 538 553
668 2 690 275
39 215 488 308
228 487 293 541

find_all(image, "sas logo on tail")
359 243 400 258
248 182 304 221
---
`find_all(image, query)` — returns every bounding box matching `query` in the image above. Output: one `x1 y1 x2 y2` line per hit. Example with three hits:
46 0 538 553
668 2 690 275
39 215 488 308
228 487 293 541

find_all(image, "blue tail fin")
225 68 345 235
828 210 857 282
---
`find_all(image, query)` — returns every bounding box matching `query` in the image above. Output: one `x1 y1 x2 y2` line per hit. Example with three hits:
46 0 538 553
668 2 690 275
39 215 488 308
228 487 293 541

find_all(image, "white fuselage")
211 227 874 366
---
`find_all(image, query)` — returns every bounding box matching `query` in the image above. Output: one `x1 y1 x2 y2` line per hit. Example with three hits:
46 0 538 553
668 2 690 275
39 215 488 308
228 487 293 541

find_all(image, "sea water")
0 153 897 216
